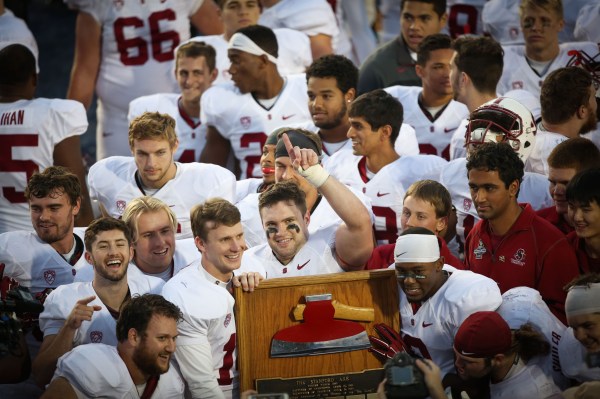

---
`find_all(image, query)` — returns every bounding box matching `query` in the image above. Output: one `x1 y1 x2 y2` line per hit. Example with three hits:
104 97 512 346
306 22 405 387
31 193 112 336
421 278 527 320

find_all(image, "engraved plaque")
256 369 384 399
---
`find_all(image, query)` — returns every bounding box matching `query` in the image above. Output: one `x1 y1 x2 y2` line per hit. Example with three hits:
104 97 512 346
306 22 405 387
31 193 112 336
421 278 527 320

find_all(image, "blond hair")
122 196 178 242
128 112 177 149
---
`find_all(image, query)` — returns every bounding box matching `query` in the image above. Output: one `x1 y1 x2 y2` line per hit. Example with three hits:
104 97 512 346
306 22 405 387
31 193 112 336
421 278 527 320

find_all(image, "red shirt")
465 204 578 324
536 206 574 235
567 231 600 274
366 236 465 270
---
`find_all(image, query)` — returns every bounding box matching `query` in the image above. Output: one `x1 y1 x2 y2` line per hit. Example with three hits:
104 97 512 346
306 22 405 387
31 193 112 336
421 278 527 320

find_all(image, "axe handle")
292 300 375 322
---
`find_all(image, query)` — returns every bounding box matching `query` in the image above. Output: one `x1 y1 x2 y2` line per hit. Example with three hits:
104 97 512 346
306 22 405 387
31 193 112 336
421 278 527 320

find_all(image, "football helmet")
566 50 600 97
465 97 537 162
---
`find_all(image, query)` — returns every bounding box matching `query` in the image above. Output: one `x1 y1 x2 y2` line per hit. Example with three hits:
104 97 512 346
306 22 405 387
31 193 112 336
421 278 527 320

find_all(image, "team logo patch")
463 198 472 212
43 270 56 285
113 0 124 11
473 240 487 259
224 313 232 328
511 81 524 90
282 267 287 274
90 331 103 343
509 27 520 40
116 200 126 214
510 248 526 266
240 116 251 129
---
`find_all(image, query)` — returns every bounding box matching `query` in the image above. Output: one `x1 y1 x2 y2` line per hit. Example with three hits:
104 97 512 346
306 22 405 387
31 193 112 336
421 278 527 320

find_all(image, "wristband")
297 164 329 188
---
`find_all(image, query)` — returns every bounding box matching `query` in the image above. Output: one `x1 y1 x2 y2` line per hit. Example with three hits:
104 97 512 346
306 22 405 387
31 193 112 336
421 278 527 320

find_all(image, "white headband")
394 234 440 263
566 283 600 317
228 32 278 65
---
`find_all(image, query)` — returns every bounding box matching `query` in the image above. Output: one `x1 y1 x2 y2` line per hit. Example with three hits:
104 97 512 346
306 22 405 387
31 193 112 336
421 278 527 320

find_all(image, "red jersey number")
448 4 479 37
418 143 450 161
114 9 180 66
240 132 267 179
0 134 39 203
372 206 399 245
217 333 236 386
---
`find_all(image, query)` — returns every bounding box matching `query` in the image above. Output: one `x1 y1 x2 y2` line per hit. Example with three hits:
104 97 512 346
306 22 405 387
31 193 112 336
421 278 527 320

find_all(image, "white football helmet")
465 97 537 162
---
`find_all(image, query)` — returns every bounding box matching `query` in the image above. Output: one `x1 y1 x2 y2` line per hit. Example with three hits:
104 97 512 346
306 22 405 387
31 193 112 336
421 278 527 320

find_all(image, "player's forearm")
67 12 100 109
319 177 372 232
32 329 77 386
309 34 334 60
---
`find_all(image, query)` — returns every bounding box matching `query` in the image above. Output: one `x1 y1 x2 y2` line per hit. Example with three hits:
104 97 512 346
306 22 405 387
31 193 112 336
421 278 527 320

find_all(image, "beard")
132 340 170 376
314 101 347 130
580 111 598 135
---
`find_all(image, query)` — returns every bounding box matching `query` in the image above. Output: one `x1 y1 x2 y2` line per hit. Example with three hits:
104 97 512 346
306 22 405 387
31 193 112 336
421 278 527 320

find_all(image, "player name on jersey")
0 110 24 125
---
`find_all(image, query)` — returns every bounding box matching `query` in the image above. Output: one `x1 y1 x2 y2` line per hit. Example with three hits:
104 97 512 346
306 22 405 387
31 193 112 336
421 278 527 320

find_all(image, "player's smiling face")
468 168 517 221
347 116 383 156
132 314 178 376
176 55 216 104
220 0 260 38
261 143 276 185
86 229 131 282
401 196 446 235
132 139 178 190
395 258 444 302
195 221 246 280
568 200 600 241
29 189 80 248
548 167 576 216
568 312 600 353
260 201 309 265
307 77 350 130
132 210 176 274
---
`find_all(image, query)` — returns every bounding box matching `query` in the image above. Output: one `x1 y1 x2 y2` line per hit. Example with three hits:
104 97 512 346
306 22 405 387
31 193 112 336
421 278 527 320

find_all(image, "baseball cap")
454 311 512 358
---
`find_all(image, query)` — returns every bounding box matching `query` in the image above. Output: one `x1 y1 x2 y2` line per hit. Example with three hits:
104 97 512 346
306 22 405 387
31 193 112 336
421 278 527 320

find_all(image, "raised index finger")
76 295 97 306
282 133 299 165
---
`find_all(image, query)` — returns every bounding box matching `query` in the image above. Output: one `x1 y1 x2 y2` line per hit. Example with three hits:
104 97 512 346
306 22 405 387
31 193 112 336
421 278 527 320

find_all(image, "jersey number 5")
114 9 180 66
0 134 39 203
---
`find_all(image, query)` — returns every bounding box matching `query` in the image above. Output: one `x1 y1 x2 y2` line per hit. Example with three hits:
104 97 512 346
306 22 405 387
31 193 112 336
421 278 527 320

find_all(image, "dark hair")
348 89 403 145
305 54 358 94
190 198 241 241
176 41 217 71
258 180 307 216
116 294 182 342
513 323 550 362
541 67 593 124
416 33 452 66
566 167 600 207
235 25 278 58
466 142 524 189
84 217 133 249
452 36 503 94
401 0 447 17
547 137 600 171
564 273 600 291
25 166 81 206
0 44 35 86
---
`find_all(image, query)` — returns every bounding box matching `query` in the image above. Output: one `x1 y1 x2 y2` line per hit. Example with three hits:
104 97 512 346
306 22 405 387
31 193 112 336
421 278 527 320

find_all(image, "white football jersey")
241 223 344 278
88 157 236 239
327 151 447 245
558 327 600 382
128 93 206 162
525 129 568 176
481 0 524 45
574 3 600 42
234 178 263 204
489 361 562 399
258 0 351 59
0 99 87 234
446 0 488 37
237 186 374 248
0 8 39 72
162 263 237 398
53 343 185 398
190 29 312 85
449 118 468 161
0 230 89 295
385 86 469 160
440 158 553 245
399 266 502 376
65 0 203 158
201 74 312 179
40 275 163 346
497 42 599 99
497 287 569 390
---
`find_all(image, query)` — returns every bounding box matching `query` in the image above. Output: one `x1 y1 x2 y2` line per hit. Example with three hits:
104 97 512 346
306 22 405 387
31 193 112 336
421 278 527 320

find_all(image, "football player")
200 25 312 179
65 0 223 160
0 44 93 233
33 218 163 386
128 41 218 163
385 34 469 161
88 112 236 240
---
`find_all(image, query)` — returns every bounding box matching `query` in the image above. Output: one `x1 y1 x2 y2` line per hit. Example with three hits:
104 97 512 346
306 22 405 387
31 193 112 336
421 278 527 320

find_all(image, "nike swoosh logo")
102 132 113 137
282 114 295 120
377 192 390 197
297 260 310 270
444 127 455 133
422 322 433 328
395 252 407 258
